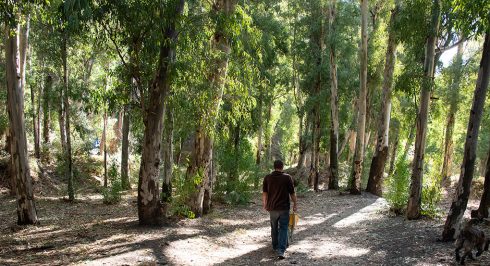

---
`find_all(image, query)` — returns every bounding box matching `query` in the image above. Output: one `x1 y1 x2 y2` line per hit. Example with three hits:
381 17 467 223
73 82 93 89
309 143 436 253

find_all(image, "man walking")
262 160 298 259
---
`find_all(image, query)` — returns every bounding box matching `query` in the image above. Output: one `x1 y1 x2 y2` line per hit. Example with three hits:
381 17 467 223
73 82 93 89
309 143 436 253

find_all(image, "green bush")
385 156 411 214
102 162 122 204
168 167 197 219
421 157 443 218
295 181 309 197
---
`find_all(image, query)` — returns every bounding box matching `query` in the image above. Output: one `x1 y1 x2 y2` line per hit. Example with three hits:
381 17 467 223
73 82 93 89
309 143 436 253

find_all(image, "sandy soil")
0 188 489 266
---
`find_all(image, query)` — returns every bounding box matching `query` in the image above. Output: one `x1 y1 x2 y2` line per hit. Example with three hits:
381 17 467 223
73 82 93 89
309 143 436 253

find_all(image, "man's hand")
262 192 268 212
291 193 298 212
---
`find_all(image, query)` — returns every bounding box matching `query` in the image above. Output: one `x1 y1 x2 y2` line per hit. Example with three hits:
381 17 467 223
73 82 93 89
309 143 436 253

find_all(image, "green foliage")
169 168 197 219
385 156 411 214
102 162 122 204
294 181 309 197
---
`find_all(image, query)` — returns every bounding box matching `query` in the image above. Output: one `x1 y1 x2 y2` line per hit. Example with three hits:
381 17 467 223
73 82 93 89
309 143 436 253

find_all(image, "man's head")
274 160 284 171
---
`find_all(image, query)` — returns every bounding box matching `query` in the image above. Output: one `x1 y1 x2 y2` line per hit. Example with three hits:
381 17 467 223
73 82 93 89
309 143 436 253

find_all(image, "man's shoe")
277 253 285 260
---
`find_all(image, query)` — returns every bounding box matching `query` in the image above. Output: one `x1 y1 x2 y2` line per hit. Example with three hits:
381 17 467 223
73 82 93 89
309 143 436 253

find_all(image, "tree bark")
297 112 306 169
103 111 108 188
43 75 51 144
61 33 74 201
161 104 174 203
328 0 339 190
186 0 235 217
474 139 490 219
121 105 131 190
350 0 369 195
366 1 399 196
441 39 464 183
256 96 263 166
4 12 38 224
442 31 490 240
388 124 400 175
138 0 185 225
406 0 440 219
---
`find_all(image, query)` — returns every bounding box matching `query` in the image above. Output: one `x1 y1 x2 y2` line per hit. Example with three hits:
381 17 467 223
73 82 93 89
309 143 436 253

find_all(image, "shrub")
168 167 197 219
102 162 122 204
384 156 411 214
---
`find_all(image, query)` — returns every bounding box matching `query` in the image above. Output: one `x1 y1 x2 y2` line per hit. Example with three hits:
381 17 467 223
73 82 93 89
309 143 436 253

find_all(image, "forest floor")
1 179 489 266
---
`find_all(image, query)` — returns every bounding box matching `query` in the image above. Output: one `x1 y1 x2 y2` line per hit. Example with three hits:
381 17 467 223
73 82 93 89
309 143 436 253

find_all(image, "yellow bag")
289 212 299 230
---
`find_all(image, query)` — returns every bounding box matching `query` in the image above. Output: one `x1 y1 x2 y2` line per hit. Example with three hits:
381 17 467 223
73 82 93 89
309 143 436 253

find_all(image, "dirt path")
0 189 488 266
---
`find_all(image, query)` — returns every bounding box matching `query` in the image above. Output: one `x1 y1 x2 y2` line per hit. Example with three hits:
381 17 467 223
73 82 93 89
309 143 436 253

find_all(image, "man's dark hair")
274 160 284 170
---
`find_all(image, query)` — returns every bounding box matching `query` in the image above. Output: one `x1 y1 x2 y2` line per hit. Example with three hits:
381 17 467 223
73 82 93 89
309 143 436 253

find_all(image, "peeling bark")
5 11 38 224
406 0 440 220
328 0 339 190
366 1 399 196
121 105 131 190
350 0 369 195
138 0 185 225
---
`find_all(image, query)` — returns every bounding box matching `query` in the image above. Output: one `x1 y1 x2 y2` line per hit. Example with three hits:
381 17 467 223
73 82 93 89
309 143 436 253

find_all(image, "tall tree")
440 37 464 183
366 0 400 196
327 0 339 190
442 31 490 240
138 0 185 225
4 3 38 224
186 0 236 217
350 0 368 195
120 104 131 190
406 0 441 219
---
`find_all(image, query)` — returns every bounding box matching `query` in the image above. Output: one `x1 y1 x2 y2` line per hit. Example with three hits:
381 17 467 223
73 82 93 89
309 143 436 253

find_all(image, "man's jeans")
269 210 289 255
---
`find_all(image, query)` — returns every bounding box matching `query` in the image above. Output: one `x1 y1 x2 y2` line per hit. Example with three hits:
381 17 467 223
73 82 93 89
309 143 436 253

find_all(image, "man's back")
263 171 294 211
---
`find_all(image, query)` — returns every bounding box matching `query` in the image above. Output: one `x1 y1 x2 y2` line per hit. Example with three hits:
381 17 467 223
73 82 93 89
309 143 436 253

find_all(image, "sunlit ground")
1 190 485 265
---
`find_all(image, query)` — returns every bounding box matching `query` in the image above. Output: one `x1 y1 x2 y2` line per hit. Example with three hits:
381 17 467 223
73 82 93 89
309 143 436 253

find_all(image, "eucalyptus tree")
186 0 237 217
442 0 490 240
440 37 464 183
366 0 401 196
2 0 38 224
327 0 339 190
350 0 368 194
406 0 441 219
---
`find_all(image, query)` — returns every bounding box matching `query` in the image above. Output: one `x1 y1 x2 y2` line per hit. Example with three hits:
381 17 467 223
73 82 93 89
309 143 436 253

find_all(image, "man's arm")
290 193 297 212
262 192 268 211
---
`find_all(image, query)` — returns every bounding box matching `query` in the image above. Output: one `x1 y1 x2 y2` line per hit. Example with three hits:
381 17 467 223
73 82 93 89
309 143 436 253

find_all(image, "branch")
436 35 469 55
99 20 129 70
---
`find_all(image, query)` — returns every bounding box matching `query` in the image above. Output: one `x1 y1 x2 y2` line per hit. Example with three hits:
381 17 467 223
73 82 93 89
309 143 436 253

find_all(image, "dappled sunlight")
289 237 370 259
165 225 270 265
77 248 156 266
333 198 388 228
211 217 269 226
299 212 338 227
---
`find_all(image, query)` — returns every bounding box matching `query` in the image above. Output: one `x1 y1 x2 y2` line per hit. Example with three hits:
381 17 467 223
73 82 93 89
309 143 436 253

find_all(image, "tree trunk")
203 142 216 215
103 111 108 188
406 0 440 219
441 31 490 240
328 0 339 190
366 1 399 196
43 75 51 144
121 105 131 190
186 124 213 217
297 111 306 169
138 0 185 225
161 105 174 203
388 125 400 175
256 97 263 166
61 33 74 201
350 0 369 195
441 39 464 183
187 0 236 217
474 139 490 219
5 12 38 224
